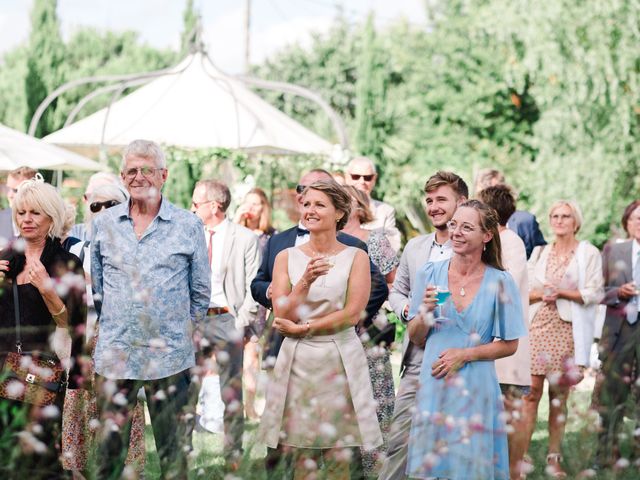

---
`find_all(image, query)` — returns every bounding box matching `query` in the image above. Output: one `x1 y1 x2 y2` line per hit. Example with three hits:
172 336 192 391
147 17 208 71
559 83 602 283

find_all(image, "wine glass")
434 285 451 324
315 254 335 287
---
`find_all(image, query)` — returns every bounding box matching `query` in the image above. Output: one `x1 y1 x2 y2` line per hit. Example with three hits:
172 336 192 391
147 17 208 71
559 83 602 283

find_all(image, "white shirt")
633 239 640 272
206 218 230 308
294 221 310 247
401 237 452 322
428 238 452 263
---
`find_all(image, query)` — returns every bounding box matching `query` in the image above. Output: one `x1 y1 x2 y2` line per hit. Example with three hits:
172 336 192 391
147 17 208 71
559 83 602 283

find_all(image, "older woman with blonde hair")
0 177 87 479
522 200 603 477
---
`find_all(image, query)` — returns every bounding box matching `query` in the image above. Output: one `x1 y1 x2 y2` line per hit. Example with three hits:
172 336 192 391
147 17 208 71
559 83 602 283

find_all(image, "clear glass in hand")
317 255 335 287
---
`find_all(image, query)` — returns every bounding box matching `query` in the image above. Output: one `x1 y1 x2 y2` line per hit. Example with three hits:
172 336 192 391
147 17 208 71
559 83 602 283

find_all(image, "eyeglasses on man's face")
90 200 121 213
349 174 375 182
191 199 215 210
122 166 164 179
446 220 477 234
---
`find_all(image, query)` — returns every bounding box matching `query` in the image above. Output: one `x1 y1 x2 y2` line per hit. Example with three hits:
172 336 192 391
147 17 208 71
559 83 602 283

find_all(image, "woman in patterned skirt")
522 200 603 478
342 185 398 476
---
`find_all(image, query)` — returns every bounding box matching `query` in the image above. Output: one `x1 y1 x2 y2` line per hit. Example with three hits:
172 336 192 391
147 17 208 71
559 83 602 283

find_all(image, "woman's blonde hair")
549 200 583 233
12 177 67 239
343 185 375 224
459 200 504 271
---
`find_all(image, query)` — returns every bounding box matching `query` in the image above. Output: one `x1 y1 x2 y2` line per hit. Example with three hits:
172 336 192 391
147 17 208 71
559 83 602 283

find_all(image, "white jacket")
528 241 604 366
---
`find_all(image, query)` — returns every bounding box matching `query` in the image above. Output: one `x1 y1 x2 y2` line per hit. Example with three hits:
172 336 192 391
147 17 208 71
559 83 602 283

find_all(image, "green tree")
0 46 29 131
24 0 66 137
251 14 360 142
354 13 389 162
181 0 200 55
485 0 640 244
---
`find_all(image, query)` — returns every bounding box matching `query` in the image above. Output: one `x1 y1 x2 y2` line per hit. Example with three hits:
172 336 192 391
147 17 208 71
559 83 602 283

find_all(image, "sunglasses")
349 174 375 182
295 184 306 194
90 200 121 213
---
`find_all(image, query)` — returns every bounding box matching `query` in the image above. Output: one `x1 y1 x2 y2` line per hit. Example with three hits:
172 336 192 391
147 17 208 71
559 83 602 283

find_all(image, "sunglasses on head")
295 184 306 194
90 200 121 213
349 174 375 182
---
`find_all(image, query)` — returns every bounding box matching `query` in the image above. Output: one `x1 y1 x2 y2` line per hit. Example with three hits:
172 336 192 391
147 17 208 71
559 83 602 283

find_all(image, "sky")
0 0 428 73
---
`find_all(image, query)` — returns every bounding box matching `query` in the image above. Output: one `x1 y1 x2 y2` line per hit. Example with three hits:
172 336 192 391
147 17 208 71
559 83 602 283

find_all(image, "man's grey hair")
347 156 377 174
121 139 167 170
195 179 231 213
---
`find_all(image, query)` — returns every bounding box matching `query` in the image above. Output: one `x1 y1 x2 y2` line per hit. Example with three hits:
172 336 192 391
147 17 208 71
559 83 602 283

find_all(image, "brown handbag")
0 282 66 406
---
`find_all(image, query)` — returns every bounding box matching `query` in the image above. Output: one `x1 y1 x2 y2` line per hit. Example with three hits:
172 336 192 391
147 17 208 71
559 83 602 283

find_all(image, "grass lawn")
142 358 640 479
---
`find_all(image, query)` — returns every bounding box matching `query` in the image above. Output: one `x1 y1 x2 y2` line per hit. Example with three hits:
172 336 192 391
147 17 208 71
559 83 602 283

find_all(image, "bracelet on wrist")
300 278 310 290
51 304 67 318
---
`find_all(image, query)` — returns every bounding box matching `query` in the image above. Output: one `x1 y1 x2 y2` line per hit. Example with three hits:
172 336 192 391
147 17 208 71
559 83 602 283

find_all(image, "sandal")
546 453 567 479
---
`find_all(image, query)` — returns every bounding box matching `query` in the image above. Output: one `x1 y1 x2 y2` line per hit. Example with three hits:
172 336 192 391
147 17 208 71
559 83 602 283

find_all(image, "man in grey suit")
191 179 261 466
595 204 640 466
379 171 468 479
0 166 38 242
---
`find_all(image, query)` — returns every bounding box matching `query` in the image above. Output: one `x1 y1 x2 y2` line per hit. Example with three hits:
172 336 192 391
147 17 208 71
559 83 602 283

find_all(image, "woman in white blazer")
521 200 603 478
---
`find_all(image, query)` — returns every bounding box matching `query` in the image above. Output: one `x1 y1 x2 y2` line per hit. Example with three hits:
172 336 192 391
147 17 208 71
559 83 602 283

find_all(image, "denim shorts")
500 383 531 398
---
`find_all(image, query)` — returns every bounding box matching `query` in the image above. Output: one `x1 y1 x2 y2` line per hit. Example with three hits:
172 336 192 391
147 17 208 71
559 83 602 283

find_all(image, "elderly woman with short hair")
522 200 603 478
0 177 87 479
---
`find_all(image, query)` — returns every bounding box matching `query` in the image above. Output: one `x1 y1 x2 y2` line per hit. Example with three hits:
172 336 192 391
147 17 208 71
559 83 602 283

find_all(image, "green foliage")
24 0 66 138
180 0 199 55
253 0 640 246
162 148 248 209
58 29 176 123
0 2 176 139
251 15 360 143
354 13 392 164
0 46 30 131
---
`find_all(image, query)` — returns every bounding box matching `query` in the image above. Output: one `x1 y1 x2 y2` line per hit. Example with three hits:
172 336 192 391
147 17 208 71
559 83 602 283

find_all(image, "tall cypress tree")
24 0 65 137
353 13 391 193
180 0 200 55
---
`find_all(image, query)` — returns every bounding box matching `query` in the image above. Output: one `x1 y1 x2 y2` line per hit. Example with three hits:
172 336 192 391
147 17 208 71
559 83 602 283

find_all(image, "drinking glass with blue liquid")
434 285 451 324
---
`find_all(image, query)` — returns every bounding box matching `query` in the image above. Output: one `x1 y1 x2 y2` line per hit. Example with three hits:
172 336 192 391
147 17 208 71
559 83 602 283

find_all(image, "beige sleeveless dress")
260 246 383 450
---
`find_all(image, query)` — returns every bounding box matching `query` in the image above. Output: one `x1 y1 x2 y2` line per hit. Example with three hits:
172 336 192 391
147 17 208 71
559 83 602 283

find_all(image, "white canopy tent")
44 53 335 156
0 123 104 171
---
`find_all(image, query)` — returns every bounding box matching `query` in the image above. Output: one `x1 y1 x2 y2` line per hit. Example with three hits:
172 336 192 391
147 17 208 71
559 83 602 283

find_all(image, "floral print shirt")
91 197 211 380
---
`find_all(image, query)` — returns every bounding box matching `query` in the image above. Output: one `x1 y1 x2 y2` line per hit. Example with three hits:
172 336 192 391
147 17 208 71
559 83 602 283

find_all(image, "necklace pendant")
460 286 466 297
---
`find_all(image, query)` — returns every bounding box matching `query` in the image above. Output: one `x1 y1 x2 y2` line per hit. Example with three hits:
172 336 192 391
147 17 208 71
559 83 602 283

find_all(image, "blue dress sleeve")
491 269 527 340
407 262 436 320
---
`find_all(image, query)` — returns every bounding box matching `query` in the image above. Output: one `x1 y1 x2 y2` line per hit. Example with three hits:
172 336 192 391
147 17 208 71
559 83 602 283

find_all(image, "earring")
483 243 487 252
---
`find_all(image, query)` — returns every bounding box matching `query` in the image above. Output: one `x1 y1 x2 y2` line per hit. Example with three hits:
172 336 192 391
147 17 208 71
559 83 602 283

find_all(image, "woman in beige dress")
522 200 603 478
260 180 382 479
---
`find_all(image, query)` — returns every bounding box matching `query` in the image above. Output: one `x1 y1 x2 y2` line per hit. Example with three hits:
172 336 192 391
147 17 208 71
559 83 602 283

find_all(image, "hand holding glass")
434 285 451 323
314 254 335 287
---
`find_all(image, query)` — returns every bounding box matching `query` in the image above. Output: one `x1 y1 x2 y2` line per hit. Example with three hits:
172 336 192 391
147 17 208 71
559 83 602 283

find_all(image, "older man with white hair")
91 139 211 479
345 156 401 251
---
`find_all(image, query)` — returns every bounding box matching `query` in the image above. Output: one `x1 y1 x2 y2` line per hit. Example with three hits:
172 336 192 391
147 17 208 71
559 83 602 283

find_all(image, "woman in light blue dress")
406 200 527 479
